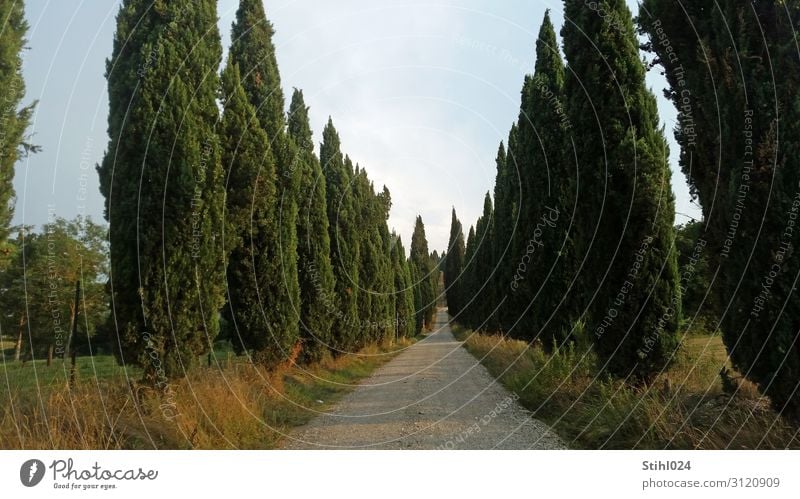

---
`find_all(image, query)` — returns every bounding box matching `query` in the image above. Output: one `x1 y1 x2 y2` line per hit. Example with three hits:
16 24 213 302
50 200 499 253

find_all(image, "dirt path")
284 308 565 449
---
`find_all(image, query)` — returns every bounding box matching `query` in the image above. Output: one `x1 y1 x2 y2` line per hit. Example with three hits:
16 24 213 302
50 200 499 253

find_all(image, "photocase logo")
20 459 45 487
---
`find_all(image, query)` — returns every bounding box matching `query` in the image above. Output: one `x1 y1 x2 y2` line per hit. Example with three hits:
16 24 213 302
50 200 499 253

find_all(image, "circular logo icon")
20 459 45 487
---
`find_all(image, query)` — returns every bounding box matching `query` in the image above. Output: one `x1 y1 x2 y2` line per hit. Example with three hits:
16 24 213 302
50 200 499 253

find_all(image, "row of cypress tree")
97 0 429 382
446 4 681 383
640 0 800 418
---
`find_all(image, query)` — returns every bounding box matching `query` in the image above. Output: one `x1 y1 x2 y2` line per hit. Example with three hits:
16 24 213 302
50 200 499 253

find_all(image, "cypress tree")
219 61 294 367
371 224 394 342
98 0 226 380
288 89 336 362
0 0 36 246
462 225 478 328
375 188 396 341
562 0 680 380
445 208 466 317
491 140 514 333
391 233 416 338
473 192 497 332
320 119 359 351
229 0 283 140
410 216 436 333
353 168 376 344
501 127 524 334
514 11 573 347
641 0 800 416
229 0 301 360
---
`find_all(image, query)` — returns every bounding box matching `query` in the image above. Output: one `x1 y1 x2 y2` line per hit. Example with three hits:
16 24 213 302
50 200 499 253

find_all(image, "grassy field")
452 324 800 449
0 338 413 449
1 354 136 393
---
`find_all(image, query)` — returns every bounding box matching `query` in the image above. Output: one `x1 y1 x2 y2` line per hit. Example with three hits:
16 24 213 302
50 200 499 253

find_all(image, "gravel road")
284 308 566 449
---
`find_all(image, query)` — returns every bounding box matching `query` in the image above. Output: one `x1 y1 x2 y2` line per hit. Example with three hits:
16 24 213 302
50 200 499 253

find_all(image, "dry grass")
452 325 800 449
0 338 413 449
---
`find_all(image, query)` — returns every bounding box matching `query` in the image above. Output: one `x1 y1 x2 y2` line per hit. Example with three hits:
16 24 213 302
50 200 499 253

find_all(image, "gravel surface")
284 308 566 449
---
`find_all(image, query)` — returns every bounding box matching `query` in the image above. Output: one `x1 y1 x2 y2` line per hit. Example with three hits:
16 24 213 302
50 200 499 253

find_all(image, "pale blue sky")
14 0 701 252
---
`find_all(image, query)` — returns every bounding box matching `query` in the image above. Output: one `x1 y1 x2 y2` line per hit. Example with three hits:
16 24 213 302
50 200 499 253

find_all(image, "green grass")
452 324 800 449
1 355 136 394
0 341 241 396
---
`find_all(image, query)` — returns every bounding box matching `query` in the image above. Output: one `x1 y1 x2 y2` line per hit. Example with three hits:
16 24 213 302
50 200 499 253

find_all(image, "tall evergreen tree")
501 128 524 333
353 168 377 344
220 62 295 367
98 0 226 380
641 0 800 416
288 89 336 362
410 216 436 333
445 208 466 317
229 0 301 360
320 119 359 351
462 225 478 328
513 11 574 347
374 188 396 341
562 0 680 380
0 0 36 247
491 140 514 333
229 0 284 141
473 192 498 331
391 233 416 338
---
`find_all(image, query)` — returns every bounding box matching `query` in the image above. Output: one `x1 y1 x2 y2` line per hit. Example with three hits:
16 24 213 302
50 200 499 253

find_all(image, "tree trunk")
69 348 77 387
13 315 24 362
47 344 54 367
65 279 81 360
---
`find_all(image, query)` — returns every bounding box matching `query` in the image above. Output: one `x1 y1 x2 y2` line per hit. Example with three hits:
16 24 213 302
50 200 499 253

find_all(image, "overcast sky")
14 0 701 252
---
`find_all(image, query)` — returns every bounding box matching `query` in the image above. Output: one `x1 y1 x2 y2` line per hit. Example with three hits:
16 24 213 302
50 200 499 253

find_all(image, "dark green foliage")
0 0 37 246
229 0 301 362
444 208 466 318
288 89 336 362
409 216 436 333
491 140 515 333
391 233 416 338
461 225 478 328
351 165 373 343
220 62 296 368
641 0 800 416
511 11 574 347
468 13 577 345
98 0 226 381
373 193 396 341
321 120 360 351
229 0 284 141
458 194 498 331
562 0 680 380
473 193 498 331
320 121 401 348
352 168 392 344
